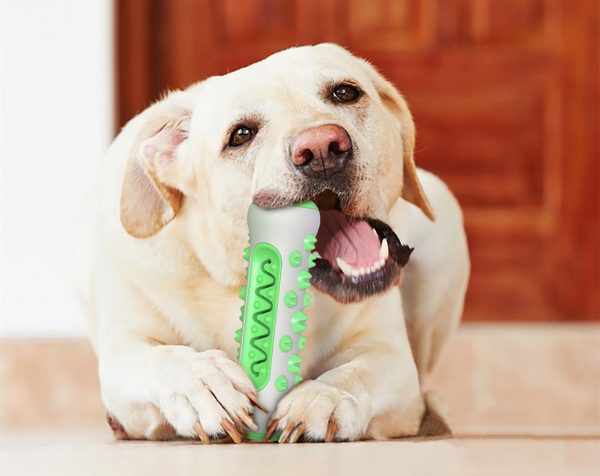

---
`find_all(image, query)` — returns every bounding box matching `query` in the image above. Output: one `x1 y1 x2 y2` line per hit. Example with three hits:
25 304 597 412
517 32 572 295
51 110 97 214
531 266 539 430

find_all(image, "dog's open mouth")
310 190 413 303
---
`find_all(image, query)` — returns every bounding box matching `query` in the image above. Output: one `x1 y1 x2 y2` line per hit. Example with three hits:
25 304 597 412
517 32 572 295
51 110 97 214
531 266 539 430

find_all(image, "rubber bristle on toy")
236 201 320 441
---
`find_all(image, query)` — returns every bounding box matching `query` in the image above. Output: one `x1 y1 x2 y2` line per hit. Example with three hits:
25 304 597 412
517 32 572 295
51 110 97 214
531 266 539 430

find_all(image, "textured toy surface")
236 201 320 441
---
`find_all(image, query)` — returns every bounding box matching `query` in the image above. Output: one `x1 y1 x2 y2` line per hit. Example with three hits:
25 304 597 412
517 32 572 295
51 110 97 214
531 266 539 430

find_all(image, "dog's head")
119 44 434 303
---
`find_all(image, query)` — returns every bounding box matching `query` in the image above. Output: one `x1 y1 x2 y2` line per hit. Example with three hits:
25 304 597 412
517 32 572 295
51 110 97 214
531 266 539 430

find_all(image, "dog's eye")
332 84 361 103
229 125 255 147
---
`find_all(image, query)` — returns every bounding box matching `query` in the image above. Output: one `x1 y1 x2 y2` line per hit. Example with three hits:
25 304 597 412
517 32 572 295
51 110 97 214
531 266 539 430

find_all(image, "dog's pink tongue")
315 210 380 271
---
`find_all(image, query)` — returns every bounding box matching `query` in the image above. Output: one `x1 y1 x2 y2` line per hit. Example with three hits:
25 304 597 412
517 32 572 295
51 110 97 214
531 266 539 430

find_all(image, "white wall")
0 0 113 336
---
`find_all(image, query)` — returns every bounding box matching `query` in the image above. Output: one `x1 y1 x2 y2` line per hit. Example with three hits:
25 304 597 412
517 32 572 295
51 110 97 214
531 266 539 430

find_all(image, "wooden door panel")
343 0 434 50
467 0 556 47
116 0 599 321
214 0 307 47
407 85 551 209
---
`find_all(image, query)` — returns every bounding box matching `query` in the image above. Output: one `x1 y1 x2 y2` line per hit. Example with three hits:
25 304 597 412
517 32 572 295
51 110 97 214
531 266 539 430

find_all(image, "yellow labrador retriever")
75 43 469 443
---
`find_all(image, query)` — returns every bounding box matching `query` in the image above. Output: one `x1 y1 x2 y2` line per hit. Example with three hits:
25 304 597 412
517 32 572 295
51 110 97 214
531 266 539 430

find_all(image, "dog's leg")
95 273 258 442
388 171 469 435
390 171 470 382
100 337 262 442
267 292 423 442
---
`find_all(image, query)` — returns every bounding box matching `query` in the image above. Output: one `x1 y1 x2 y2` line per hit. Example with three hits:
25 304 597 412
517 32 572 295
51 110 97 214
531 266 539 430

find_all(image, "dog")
74 43 469 443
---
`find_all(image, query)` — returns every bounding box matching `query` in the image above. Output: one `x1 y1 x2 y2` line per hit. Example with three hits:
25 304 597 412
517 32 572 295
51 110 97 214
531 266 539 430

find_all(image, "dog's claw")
247 392 269 413
237 409 258 431
263 419 279 442
194 421 210 444
325 418 338 443
221 419 243 443
288 423 305 443
278 422 296 443
106 412 130 440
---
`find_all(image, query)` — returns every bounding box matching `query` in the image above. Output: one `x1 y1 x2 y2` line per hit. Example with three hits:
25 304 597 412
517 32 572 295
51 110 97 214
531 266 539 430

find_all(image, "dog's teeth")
336 257 353 277
372 228 379 239
339 253 387 278
379 239 389 261
313 251 321 259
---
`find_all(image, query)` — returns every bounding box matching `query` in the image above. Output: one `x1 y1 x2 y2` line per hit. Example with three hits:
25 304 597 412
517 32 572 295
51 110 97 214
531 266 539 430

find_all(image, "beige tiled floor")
1 324 599 475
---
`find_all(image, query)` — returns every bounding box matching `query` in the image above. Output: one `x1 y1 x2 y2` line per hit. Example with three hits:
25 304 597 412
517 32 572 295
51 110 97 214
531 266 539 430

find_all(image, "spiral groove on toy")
249 259 275 378
238 242 282 392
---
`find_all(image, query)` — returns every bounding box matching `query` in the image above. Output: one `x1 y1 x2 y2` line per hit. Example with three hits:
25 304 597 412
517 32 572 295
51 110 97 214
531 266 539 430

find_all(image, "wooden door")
116 0 599 321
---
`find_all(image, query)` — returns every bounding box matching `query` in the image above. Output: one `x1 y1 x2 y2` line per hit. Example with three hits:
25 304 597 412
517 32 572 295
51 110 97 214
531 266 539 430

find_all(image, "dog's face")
120 44 433 303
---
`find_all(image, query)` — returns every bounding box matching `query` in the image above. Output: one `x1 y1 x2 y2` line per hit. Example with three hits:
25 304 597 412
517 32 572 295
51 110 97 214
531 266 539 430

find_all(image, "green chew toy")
235 201 320 441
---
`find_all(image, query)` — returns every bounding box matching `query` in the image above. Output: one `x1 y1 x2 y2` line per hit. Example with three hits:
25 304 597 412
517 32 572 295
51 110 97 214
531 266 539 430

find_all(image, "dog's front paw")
266 380 367 443
153 347 263 443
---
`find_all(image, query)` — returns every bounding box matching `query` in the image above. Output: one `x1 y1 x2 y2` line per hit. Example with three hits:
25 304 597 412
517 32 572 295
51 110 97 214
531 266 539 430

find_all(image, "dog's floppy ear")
120 92 192 238
364 63 435 221
393 102 435 221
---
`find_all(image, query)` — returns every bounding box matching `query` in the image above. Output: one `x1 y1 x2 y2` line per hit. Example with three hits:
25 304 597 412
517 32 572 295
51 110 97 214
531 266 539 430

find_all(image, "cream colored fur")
74 44 469 441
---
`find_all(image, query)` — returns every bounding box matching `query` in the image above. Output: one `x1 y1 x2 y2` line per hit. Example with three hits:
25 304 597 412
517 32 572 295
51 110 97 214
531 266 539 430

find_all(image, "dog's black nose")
291 124 352 179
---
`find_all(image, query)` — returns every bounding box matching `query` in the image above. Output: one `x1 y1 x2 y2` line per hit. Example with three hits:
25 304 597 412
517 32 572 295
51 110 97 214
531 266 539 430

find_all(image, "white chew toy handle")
236 201 320 441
